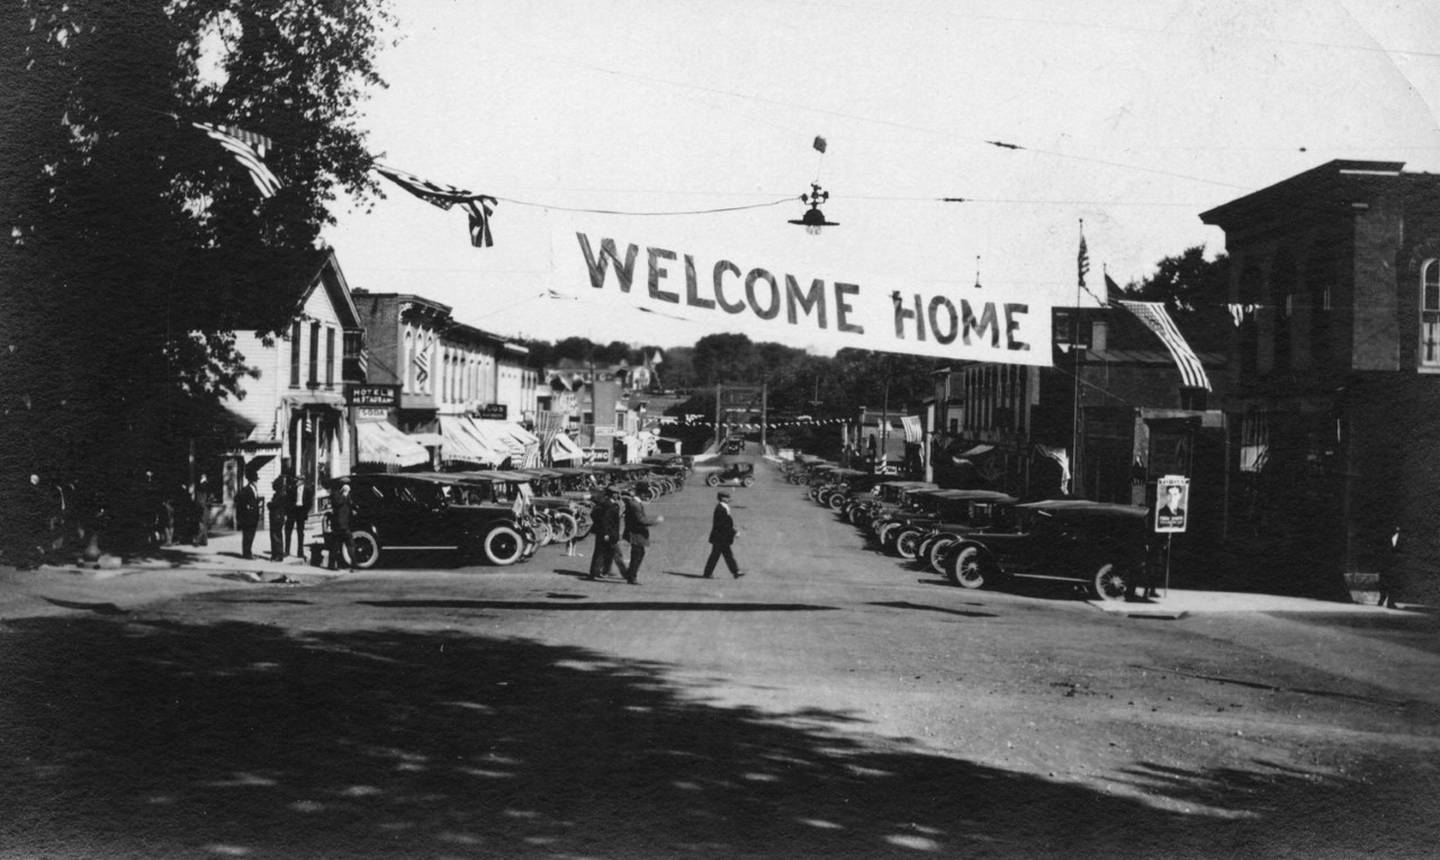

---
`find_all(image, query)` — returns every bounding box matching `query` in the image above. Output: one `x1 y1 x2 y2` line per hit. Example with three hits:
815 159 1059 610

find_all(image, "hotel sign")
347 384 400 409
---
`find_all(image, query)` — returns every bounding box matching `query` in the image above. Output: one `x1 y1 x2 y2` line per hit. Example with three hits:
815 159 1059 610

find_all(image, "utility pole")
713 383 722 450
760 382 768 454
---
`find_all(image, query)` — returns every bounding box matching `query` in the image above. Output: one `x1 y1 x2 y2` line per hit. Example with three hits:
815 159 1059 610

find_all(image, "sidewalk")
0 531 344 620
1088 588 1429 619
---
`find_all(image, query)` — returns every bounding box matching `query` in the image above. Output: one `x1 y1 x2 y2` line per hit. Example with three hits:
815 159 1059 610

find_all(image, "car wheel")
895 529 922 560
706 474 720 487
948 545 988 589
827 493 847 512
531 519 553 546
482 524 526 566
1091 562 1129 601
742 476 755 487
550 511 578 543
928 537 957 573
349 529 380 569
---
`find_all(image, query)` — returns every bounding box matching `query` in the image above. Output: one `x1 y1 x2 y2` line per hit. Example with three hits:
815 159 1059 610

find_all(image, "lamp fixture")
788 182 837 235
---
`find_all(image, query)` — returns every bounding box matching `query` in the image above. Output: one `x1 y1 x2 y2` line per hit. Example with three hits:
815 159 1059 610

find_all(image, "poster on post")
1155 475 1190 533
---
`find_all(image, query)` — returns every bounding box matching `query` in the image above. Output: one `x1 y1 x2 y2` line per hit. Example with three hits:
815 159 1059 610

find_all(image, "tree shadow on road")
0 613 1430 858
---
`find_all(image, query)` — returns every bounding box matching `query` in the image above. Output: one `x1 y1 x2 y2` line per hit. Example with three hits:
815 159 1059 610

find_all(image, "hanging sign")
562 232 1053 366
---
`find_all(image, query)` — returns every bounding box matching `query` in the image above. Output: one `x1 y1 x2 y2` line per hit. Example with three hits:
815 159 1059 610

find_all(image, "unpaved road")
2 458 1437 858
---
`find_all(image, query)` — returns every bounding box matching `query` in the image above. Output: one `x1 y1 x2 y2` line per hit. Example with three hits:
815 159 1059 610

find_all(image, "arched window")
1422 260 1440 368
1272 250 1296 371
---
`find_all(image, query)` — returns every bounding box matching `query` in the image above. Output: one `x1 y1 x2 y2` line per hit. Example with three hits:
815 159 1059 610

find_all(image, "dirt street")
2 458 1437 858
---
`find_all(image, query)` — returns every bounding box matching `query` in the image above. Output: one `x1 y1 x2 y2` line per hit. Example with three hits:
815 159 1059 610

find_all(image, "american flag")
1114 299 1212 391
194 122 281 198
1077 230 1090 288
414 342 432 384
375 164 498 248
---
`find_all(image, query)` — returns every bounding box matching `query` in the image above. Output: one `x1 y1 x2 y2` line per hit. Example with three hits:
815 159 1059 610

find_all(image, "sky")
322 0 1440 353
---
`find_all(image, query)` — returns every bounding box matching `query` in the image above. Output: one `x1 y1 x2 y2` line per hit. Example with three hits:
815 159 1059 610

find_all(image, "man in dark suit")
327 480 357 571
235 471 261 560
621 490 663 585
703 490 744 579
268 469 295 561
587 488 624 580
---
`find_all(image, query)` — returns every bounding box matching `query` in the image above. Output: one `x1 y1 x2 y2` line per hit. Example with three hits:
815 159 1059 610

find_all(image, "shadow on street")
0 613 1423 858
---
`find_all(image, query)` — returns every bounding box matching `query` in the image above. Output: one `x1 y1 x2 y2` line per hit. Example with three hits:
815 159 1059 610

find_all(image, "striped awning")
356 421 430 467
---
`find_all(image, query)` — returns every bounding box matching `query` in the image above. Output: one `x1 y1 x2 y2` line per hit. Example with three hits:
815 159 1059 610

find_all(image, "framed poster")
1155 475 1189 533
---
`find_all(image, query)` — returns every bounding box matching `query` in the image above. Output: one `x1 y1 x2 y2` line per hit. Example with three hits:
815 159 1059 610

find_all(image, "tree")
1128 246 1231 352
1 0 394 544
691 333 757 384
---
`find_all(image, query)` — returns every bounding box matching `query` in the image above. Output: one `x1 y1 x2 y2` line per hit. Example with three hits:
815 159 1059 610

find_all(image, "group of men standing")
231 461 312 562
586 487 743 584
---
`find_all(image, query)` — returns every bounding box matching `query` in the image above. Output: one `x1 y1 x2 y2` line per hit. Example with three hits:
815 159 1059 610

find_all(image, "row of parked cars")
321 456 692 569
783 455 1149 601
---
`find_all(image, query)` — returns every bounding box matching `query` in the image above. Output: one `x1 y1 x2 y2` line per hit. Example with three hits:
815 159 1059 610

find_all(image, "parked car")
327 473 538 568
938 499 1148 601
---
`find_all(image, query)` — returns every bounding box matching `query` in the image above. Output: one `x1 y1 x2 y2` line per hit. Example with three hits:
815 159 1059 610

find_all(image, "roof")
1199 159 1407 228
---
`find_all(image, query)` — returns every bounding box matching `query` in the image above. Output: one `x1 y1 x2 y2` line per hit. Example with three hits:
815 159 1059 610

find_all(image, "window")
1239 266 1262 375
308 322 320 387
325 327 335 388
1423 260 1440 368
1272 252 1296 371
289 321 302 387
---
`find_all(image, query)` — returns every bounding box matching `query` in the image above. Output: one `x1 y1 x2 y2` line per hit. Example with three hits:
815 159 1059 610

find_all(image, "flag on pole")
1111 298 1212 391
1077 227 1090 288
193 122 281 198
375 164 499 248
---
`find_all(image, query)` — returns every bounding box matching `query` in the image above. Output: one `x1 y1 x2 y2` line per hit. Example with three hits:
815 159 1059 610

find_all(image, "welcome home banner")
560 231 1053 366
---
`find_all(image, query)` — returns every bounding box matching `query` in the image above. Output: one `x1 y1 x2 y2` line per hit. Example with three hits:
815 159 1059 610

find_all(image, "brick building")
1201 159 1440 602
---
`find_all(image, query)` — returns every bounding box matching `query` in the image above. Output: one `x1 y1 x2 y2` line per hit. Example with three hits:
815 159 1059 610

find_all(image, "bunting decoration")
375 164 499 248
193 122 281 198
1228 303 1259 326
1106 274 1211 391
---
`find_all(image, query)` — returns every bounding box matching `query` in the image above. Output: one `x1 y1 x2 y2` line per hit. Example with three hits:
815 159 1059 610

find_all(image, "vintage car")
327 473 538 568
704 460 755 487
517 467 591 541
938 499 1149 601
885 489 1019 562
859 481 940 538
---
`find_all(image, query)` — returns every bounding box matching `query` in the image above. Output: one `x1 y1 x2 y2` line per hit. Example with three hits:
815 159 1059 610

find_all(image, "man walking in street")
621 489 663 585
587 488 624 580
235 471 261 560
703 490 744 579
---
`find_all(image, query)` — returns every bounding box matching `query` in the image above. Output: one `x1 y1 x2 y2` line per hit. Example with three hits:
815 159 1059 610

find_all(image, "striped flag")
375 164 498 248
1077 228 1090 288
194 122 281 198
1114 299 1212 391
414 342 432 384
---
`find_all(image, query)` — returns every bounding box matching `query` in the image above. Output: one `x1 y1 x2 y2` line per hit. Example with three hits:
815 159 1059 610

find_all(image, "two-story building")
351 291 540 469
223 248 366 527
1201 159 1440 602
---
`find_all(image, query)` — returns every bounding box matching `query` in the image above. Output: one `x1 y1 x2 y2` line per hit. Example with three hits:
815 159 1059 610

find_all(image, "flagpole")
1073 219 1085 497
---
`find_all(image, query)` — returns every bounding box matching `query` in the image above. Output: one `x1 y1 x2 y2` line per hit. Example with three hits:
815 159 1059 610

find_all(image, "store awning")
472 419 540 466
438 415 507 465
356 421 431 468
281 390 347 410
548 431 584 462
960 444 995 458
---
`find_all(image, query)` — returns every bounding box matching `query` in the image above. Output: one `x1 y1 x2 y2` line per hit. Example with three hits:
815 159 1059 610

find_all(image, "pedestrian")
621 489 664 585
192 475 212 546
235 470 261 560
326 479 358 571
703 490 744 579
268 469 293 561
286 465 309 557
587 487 624 580
1377 525 1403 609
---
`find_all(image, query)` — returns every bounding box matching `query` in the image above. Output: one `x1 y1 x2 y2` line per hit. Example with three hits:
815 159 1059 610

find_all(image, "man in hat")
620 488 663 585
703 490 743 579
587 487 624 580
326 478 357 571
235 470 261 560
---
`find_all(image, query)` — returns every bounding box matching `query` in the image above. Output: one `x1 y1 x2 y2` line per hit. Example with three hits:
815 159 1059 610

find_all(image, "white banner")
559 230 1053 366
